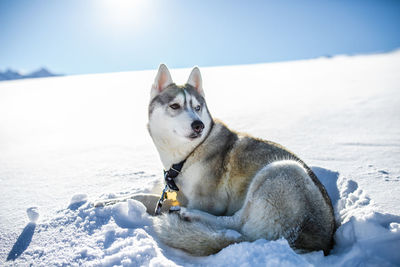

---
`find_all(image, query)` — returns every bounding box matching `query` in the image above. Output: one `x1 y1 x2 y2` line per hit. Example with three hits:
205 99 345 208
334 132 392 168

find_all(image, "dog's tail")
153 213 243 256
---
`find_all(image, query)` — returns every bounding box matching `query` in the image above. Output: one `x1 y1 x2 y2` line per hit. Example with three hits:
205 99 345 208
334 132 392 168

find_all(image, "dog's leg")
94 196 134 208
179 207 242 231
133 194 175 216
95 193 174 216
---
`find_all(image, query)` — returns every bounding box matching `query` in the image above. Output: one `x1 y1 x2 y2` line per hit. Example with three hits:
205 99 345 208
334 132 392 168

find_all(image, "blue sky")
1 0 399 75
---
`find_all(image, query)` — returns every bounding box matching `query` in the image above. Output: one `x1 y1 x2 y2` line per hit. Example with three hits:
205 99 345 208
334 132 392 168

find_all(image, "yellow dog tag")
166 191 180 206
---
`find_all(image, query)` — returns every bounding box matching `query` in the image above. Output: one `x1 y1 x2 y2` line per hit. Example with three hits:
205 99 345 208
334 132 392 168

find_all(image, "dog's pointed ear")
187 66 205 97
151 64 173 99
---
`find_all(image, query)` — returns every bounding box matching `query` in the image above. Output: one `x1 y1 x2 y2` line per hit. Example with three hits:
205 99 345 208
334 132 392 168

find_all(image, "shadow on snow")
7 222 36 261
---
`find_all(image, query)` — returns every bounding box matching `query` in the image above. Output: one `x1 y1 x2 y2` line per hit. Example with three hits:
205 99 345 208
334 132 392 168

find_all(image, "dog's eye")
169 103 181 110
194 105 201 111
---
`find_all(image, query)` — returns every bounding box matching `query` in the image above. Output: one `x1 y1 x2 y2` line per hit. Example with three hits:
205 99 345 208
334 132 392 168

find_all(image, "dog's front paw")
169 205 181 214
178 207 190 221
178 208 202 222
94 198 119 208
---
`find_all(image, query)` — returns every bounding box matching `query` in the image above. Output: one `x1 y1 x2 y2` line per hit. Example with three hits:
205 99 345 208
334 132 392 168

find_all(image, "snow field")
6 168 400 266
1 50 400 265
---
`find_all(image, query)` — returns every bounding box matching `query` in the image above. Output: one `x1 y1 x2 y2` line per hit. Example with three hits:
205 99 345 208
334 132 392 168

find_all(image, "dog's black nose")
191 120 204 133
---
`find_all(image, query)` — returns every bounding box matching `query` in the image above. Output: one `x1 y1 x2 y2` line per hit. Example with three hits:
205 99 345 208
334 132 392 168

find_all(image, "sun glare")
99 0 149 30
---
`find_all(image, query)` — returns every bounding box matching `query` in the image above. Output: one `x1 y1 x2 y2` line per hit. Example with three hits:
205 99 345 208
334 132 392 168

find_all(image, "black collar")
164 159 186 191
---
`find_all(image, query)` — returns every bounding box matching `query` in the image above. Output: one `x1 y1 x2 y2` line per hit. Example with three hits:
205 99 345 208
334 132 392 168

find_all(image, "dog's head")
148 64 213 160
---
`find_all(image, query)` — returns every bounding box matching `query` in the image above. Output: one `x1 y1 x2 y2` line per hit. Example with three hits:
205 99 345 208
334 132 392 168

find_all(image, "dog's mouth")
188 132 202 140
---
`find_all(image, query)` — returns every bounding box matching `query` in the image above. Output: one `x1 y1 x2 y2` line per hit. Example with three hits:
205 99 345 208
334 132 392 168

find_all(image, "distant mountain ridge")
0 68 61 81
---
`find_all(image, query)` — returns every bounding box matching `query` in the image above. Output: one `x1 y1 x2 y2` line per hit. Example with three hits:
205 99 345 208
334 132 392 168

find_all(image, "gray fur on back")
168 121 335 255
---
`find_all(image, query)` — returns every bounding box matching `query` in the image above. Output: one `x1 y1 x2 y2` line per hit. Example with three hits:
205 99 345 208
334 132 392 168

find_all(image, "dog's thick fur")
97 65 336 256
147 65 335 256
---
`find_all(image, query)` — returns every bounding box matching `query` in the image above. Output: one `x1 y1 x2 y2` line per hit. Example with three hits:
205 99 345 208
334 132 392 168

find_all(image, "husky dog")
146 64 335 256
97 64 335 256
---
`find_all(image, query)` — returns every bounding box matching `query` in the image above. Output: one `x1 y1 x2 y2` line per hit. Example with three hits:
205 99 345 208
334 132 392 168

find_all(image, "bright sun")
99 0 149 29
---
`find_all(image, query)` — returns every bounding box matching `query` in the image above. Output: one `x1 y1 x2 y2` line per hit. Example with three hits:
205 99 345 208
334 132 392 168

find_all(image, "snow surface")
0 51 399 266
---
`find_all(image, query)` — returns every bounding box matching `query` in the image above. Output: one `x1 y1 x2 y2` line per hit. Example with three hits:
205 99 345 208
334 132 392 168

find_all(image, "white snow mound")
26 207 39 223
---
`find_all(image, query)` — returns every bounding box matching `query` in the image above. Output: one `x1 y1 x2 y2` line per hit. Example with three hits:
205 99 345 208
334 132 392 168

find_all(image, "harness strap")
164 160 186 191
154 159 186 215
